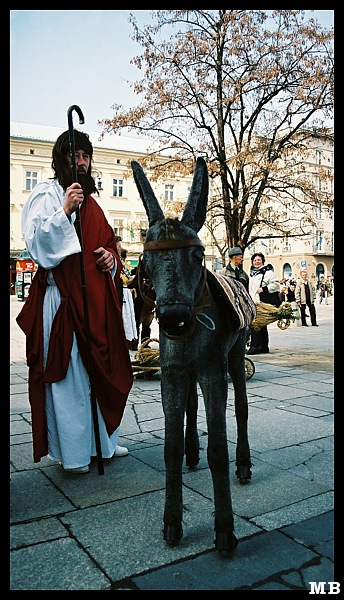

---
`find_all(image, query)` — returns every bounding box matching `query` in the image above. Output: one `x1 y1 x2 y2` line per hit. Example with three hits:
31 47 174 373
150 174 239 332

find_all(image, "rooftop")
10 121 155 154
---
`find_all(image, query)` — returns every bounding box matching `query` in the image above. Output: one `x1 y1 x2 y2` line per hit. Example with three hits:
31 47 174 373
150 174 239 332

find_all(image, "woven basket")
131 338 160 377
252 301 298 332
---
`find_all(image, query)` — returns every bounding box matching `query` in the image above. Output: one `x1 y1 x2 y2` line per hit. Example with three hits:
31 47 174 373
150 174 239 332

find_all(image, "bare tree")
100 10 333 259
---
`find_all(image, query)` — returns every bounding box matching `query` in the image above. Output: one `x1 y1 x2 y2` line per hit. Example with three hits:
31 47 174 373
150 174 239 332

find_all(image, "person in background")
128 256 153 351
247 252 280 355
218 246 249 290
115 236 134 306
279 279 296 303
319 275 330 305
295 270 318 326
16 129 133 473
116 239 138 350
279 279 301 327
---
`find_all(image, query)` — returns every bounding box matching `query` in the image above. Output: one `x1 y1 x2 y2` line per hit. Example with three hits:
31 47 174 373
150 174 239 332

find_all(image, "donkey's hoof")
214 531 238 557
236 465 252 484
186 459 199 469
185 454 200 469
163 524 183 546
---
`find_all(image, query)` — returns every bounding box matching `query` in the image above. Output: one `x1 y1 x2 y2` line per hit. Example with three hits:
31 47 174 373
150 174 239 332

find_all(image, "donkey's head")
131 158 209 339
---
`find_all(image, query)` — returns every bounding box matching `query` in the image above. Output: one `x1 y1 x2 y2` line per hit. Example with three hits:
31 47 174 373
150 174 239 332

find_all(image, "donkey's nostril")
157 305 193 337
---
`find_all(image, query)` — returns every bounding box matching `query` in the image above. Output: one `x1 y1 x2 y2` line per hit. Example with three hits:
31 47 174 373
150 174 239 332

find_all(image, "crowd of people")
218 246 333 355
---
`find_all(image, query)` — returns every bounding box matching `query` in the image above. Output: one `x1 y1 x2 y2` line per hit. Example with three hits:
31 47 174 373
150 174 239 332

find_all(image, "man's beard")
75 171 96 197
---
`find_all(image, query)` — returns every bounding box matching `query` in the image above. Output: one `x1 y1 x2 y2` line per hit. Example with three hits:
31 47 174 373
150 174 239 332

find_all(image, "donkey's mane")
155 218 196 241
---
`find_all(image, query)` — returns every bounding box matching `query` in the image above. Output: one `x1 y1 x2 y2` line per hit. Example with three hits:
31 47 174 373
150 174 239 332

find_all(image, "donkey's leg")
161 370 188 545
185 380 200 468
201 369 238 555
228 330 252 484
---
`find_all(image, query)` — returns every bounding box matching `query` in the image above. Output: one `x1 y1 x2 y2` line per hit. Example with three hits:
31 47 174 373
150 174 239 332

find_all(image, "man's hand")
93 247 115 272
64 183 84 217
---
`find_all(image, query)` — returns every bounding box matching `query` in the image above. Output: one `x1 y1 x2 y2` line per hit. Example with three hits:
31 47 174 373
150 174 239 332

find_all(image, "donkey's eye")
193 248 204 261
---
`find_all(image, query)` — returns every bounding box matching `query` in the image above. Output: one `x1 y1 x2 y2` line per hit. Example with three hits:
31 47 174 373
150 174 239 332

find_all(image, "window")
164 184 174 201
113 220 124 239
315 231 323 251
316 202 323 219
283 237 291 252
112 178 124 197
315 150 322 165
267 239 275 253
25 170 38 191
283 263 292 279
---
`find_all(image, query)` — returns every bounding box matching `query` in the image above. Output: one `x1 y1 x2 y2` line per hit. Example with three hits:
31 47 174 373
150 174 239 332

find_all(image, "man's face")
230 254 243 266
65 148 94 196
66 149 91 175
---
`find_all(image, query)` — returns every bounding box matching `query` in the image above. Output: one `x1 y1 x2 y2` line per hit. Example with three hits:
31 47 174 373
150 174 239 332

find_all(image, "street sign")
16 259 35 273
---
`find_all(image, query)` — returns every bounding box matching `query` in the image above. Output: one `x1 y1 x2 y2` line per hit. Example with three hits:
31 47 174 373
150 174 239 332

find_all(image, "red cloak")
16 195 134 462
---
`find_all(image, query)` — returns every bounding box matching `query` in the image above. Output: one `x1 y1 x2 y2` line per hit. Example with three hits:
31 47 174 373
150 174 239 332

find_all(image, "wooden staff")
67 105 104 475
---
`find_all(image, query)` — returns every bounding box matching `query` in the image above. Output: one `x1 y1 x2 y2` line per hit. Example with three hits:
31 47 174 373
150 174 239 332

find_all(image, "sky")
10 10 334 137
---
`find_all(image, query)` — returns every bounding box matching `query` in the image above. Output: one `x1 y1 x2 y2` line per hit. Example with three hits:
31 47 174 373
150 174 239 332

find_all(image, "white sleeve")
22 180 81 269
265 271 280 294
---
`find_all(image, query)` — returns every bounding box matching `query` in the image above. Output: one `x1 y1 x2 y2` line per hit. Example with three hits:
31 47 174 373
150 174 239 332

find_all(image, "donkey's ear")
131 161 164 226
181 157 208 232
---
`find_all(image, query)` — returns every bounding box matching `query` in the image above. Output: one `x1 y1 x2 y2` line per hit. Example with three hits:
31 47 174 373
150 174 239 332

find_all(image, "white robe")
22 179 121 469
122 287 138 343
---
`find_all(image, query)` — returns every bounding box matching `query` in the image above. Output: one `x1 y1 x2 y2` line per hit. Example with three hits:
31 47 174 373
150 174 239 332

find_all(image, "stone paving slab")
131 529 322 590
10 538 111 590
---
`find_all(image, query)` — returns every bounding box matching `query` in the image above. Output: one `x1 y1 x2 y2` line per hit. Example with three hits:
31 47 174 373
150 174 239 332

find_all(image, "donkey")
131 157 253 556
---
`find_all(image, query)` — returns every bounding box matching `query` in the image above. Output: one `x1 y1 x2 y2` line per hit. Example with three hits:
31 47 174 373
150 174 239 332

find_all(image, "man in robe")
16 129 133 473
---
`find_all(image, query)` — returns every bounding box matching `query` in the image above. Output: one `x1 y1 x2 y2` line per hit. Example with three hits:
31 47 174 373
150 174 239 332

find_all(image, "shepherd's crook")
67 105 104 476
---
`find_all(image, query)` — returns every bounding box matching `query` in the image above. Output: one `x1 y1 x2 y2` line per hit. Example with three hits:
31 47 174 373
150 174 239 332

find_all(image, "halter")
143 238 204 251
138 238 210 317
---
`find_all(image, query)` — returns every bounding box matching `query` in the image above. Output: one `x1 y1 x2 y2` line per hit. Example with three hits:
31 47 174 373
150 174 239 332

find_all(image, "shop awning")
10 249 29 259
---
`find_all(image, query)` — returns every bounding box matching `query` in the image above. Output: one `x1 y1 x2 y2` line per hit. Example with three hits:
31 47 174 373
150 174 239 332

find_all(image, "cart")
132 338 255 381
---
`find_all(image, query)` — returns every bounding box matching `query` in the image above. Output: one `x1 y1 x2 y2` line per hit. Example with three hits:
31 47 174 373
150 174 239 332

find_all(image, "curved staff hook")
67 105 104 476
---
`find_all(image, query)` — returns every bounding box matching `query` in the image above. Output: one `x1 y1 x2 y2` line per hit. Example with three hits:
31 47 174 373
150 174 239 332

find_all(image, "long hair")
51 130 98 195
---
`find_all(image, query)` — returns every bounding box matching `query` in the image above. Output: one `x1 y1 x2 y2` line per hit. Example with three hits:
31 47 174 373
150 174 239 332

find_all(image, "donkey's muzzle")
157 304 194 338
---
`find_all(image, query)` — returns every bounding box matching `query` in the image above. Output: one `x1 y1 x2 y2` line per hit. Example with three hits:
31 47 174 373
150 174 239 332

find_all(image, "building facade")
10 122 334 295
241 130 334 285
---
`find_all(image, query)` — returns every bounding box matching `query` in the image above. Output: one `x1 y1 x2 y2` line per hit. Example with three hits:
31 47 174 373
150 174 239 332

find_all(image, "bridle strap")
137 258 156 311
143 238 205 251
193 262 210 313
137 256 209 315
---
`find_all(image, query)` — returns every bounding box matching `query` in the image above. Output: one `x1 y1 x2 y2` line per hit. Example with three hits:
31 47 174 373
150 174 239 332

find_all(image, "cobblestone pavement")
10 294 336 590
